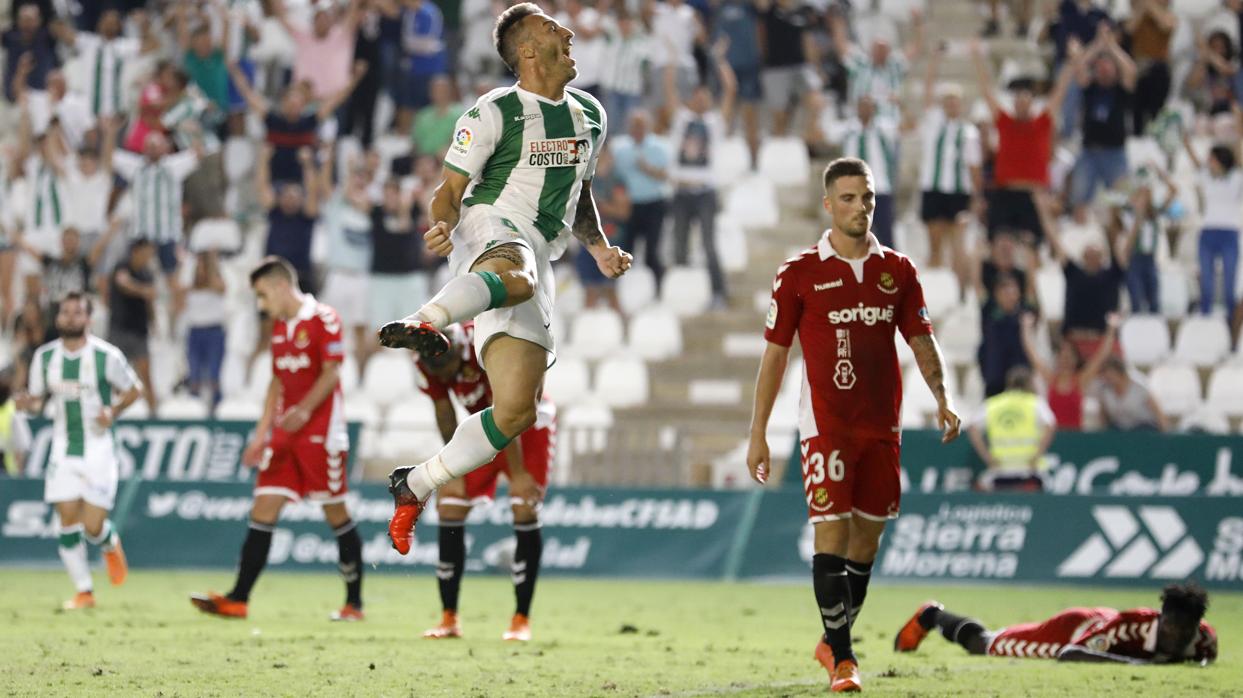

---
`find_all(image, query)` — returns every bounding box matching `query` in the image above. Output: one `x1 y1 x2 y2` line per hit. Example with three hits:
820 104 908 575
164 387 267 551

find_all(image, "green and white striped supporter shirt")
444 84 607 259
919 110 982 195
27 336 138 461
112 150 200 244
844 48 907 120
74 32 141 117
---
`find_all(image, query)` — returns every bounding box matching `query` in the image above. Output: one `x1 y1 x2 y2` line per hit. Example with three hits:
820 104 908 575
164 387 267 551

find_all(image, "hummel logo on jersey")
1057 506 1205 579
827 304 896 326
814 280 843 292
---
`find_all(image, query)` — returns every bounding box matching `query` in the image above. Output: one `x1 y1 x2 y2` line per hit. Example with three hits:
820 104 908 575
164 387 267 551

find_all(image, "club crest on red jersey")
294 327 311 349
877 272 898 295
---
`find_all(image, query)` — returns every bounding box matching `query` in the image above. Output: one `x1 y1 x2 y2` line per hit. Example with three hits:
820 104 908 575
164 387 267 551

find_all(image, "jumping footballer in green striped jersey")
378 3 632 556
15 292 144 610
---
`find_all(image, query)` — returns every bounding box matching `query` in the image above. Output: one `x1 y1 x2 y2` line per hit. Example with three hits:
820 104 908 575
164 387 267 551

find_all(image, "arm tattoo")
572 183 607 248
909 334 948 401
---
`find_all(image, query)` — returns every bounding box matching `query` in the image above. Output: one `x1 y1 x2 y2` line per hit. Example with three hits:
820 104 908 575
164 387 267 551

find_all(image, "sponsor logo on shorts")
814 279 843 292
527 138 590 168
877 272 899 295
827 303 895 326
810 487 833 513
274 353 312 372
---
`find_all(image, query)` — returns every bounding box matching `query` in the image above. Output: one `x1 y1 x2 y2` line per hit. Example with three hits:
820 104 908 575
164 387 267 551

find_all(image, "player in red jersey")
413 322 554 642
894 582 1218 666
191 257 364 621
747 158 962 693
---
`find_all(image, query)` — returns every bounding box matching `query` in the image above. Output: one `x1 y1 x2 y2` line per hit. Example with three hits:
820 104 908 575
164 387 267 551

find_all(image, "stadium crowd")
0 0 1238 447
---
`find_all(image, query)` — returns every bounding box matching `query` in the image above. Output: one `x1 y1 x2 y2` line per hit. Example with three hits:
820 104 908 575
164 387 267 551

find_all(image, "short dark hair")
1210 144 1236 172
494 3 543 75
59 290 93 316
1005 365 1033 391
249 256 299 286
823 157 872 193
1162 582 1209 622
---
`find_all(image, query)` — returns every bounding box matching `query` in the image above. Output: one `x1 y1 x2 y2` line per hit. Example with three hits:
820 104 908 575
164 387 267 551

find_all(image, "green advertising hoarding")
737 490 1243 588
3 478 1241 588
0 480 747 578
21 419 362 482
786 430 1243 496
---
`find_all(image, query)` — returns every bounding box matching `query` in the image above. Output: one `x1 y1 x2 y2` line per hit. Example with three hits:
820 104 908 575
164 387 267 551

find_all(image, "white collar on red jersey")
817 230 886 262
294 293 319 322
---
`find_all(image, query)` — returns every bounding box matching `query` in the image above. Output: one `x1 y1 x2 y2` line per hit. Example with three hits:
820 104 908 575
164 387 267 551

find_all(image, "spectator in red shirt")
970 39 1073 248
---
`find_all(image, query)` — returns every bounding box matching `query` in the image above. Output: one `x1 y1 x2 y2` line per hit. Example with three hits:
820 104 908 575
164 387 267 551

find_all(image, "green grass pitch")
1 569 1239 697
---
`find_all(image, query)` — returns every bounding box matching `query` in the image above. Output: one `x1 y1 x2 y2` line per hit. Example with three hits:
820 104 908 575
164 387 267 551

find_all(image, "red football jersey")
270 295 347 449
1072 608 1218 663
765 231 932 442
415 322 492 414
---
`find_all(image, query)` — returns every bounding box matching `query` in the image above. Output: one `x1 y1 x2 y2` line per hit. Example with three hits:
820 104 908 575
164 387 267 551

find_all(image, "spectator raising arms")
1019 311 1119 431
1183 131 1241 326
1068 26 1137 212
1111 165 1177 315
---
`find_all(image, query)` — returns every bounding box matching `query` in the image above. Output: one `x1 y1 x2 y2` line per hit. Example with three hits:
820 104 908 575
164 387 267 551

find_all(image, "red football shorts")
987 608 1107 658
799 434 900 523
256 432 349 502
461 421 555 503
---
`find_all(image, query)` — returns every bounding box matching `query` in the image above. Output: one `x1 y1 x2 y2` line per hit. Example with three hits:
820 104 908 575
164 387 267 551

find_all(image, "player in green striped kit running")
16 291 143 610
378 3 631 553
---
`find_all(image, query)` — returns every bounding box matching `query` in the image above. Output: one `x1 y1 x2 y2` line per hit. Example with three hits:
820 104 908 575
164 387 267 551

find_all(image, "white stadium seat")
158 396 209 420
594 357 650 408
716 217 748 273
1035 266 1065 322
1180 406 1231 435
361 351 417 406
936 306 981 366
214 398 262 421
1147 363 1202 417
660 266 712 317
918 268 960 320
338 355 360 394
628 307 683 361
222 137 255 183
244 352 272 399
342 396 382 429
219 350 249 399
543 357 591 405
385 398 438 430
1172 316 1231 367
1205 365 1243 417
188 218 241 252
758 137 811 186
568 308 625 360
724 175 778 228
1159 265 1191 319
1119 315 1171 366
377 427 442 462
616 265 657 315
712 136 750 185
903 363 960 419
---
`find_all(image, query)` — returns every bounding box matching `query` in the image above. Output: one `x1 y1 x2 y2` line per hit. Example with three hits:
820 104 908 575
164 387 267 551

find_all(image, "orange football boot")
387 466 426 555
190 592 248 619
814 637 835 674
830 659 862 693
502 613 531 642
62 591 95 610
103 538 128 586
423 610 463 638
330 604 365 622
894 601 943 652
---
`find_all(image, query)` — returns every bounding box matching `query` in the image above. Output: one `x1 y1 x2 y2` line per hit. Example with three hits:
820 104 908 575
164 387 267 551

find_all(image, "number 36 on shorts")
799 435 903 523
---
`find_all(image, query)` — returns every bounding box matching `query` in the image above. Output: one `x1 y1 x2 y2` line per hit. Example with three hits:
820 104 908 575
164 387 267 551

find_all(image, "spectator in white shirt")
666 41 735 307
556 0 606 96
182 250 228 411
648 0 703 129
1183 137 1242 328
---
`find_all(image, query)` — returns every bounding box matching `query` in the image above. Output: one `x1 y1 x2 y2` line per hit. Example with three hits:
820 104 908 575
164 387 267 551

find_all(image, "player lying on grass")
894 582 1218 665
17 291 143 610
377 3 629 554
413 322 555 642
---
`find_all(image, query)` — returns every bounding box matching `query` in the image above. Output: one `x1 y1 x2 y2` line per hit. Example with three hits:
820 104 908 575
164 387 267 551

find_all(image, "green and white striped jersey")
112 150 200 244
74 33 141 117
919 110 982 195
27 336 138 461
444 84 607 259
